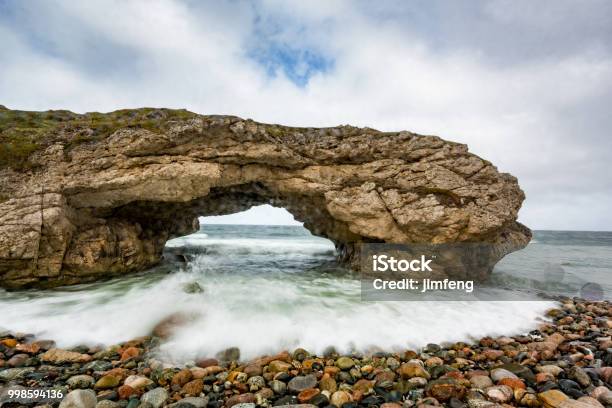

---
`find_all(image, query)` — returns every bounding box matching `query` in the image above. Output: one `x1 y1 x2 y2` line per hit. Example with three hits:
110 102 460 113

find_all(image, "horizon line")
198 223 612 233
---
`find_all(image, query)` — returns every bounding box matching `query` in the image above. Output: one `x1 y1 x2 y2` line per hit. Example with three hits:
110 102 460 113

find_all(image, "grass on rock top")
0 105 386 171
0 106 198 170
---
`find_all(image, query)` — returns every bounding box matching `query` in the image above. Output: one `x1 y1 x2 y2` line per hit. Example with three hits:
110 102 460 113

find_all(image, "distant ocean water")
0 226 609 362
493 230 612 299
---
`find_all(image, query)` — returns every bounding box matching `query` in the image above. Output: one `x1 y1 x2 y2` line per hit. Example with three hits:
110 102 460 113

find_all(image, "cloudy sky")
1 0 611 230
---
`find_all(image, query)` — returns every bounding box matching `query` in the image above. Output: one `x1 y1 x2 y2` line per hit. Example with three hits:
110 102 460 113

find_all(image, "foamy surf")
0 267 554 363
0 225 560 363
18 226 612 364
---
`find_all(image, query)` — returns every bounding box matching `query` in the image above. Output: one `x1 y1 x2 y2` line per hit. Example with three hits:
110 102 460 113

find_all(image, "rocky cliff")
0 106 530 288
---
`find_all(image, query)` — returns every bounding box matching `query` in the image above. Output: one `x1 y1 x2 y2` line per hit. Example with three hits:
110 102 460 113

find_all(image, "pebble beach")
0 297 610 408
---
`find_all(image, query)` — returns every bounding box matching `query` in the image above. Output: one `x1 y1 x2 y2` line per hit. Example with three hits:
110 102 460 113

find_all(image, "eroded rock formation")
0 106 530 288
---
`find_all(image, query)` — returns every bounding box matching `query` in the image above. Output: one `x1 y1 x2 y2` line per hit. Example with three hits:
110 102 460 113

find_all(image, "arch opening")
162 204 340 271
55 182 363 287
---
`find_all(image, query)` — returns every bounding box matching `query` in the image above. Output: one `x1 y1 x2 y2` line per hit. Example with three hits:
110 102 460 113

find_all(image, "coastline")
1 297 610 408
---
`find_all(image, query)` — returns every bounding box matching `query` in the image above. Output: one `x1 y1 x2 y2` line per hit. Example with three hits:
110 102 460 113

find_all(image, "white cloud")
1 0 610 229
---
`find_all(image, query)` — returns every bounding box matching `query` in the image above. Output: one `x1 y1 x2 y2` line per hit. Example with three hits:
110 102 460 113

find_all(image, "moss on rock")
0 107 199 170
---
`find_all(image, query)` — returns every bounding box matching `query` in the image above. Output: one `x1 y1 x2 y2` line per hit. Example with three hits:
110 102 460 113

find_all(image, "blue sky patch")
246 7 334 87
248 43 333 87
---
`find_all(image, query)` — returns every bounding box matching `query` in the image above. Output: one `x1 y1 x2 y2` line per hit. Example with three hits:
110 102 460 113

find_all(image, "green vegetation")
267 126 289 138
0 110 60 170
0 107 198 170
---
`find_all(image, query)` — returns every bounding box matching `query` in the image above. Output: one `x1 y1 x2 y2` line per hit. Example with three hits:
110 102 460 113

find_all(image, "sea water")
0 226 609 362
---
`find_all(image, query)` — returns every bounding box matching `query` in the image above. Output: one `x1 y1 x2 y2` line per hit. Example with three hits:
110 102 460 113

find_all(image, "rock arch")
0 107 530 288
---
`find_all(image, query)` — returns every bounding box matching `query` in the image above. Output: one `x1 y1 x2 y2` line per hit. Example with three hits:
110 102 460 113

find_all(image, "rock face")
0 106 530 288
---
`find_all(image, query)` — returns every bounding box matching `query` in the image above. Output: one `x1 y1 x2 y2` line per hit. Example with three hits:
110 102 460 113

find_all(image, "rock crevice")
0 107 530 288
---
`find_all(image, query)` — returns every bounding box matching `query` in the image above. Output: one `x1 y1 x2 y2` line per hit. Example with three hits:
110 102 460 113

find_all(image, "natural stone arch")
0 107 530 288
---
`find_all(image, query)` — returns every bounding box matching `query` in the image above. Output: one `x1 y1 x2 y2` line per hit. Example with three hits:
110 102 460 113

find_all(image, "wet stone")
490 368 518 383
568 367 591 387
288 375 318 393
140 388 169 408
68 374 95 389
485 385 513 403
225 393 255 408
336 357 355 370
84 360 113 372
95 375 121 390
271 379 288 395
330 390 351 408
59 389 97 408
274 395 298 406
539 390 569 408
292 348 311 362
469 375 494 389
425 378 466 402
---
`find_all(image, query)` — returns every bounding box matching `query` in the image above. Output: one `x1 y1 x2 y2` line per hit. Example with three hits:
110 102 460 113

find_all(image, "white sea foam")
0 228 556 363
0 274 554 363
167 236 334 255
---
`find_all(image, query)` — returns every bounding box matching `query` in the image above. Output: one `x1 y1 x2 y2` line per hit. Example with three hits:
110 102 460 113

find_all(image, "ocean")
0 226 609 363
